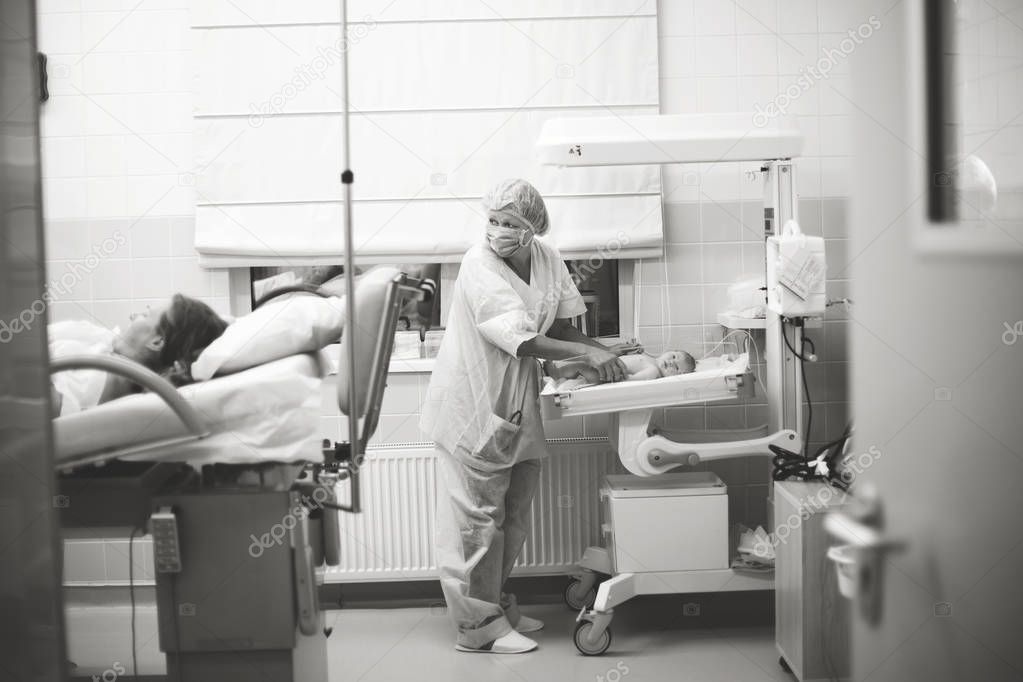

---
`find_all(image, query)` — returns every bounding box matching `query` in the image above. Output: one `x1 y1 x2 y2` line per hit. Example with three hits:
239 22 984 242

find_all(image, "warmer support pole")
763 160 805 442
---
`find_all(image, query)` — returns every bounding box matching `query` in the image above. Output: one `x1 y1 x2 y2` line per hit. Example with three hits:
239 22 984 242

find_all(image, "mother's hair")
156 294 228 386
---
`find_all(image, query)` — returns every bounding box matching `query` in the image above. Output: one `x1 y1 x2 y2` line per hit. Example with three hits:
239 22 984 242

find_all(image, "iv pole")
340 0 360 462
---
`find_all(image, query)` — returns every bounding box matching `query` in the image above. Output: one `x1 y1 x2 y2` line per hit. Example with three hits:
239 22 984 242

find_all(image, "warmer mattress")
53 353 325 469
540 353 752 419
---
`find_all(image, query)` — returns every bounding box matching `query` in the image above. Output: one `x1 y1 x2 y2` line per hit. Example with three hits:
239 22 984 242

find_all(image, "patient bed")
53 353 324 470
53 267 434 682
540 353 801 476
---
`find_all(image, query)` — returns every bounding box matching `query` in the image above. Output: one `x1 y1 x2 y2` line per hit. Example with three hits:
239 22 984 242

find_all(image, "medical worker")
421 179 630 654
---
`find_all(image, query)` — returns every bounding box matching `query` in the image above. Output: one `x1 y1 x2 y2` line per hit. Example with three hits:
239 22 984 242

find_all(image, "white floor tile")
326 604 783 682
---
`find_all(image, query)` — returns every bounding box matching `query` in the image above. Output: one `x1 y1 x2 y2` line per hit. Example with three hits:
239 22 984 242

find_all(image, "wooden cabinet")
774 481 851 681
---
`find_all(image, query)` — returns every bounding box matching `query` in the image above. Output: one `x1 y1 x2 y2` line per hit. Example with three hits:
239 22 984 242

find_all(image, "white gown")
421 237 586 649
48 320 117 415
420 238 586 470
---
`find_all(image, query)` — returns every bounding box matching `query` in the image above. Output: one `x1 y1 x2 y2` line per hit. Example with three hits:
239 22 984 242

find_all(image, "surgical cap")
481 178 550 236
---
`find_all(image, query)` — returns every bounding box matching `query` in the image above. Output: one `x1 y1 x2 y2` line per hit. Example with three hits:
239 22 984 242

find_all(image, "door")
846 1 1023 680
0 0 67 679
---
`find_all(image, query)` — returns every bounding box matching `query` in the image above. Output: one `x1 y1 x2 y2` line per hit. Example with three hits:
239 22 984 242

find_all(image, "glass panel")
953 1 1023 227
931 1 1023 231
566 259 620 338
250 264 442 333
250 259 620 353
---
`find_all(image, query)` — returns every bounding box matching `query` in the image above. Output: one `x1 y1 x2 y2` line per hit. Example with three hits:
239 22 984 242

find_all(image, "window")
249 263 443 333
566 259 620 339
919 0 1023 254
248 259 624 352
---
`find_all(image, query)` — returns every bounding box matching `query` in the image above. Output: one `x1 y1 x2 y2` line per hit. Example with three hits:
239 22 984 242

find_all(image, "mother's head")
115 294 227 385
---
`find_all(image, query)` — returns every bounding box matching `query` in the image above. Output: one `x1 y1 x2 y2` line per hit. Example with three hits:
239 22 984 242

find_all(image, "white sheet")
48 320 118 416
53 354 325 469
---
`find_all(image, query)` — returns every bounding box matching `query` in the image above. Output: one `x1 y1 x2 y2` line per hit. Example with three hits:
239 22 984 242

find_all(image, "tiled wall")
313 1 862 531
37 0 230 329
636 0 860 521
328 0 860 458
63 534 153 586
40 0 859 538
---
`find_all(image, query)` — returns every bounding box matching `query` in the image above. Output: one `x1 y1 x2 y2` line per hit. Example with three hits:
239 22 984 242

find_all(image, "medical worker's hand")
584 347 627 383
608 339 643 356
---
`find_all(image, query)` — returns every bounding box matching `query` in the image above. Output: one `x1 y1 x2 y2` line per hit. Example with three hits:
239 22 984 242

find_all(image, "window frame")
225 260 636 359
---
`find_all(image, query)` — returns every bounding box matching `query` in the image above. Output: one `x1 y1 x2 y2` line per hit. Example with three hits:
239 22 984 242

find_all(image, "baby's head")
655 350 696 377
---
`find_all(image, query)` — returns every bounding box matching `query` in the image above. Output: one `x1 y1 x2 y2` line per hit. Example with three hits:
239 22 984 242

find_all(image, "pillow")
191 293 345 380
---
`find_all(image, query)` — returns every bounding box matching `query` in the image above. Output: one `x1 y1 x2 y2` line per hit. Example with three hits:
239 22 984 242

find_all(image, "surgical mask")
486 225 533 257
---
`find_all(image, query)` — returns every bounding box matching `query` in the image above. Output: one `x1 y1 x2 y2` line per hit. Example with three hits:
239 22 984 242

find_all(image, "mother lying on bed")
50 294 227 415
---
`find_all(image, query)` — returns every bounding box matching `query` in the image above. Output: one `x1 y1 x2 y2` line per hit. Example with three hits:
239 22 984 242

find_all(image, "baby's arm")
625 365 661 381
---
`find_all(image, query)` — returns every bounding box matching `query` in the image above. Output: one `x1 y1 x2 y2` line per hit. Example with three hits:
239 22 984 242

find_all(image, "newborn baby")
546 350 696 385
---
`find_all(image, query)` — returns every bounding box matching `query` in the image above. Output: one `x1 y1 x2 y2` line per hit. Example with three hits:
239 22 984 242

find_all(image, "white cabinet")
774 481 851 682
602 472 729 573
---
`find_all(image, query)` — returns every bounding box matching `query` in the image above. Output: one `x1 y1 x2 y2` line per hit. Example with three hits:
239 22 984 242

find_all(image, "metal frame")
318 271 434 515
569 158 810 654
49 355 210 470
762 160 806 439
357 274 432 450
540 362 753 420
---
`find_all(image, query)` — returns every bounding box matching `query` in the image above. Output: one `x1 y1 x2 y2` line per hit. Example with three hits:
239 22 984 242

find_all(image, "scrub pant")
434 448 542 648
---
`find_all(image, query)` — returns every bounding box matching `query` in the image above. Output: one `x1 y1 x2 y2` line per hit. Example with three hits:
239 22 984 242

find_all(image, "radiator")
324 439 621 582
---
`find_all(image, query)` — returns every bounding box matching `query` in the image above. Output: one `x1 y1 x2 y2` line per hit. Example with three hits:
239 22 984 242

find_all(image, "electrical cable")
701 328 766 392
780 317 813 360
800 340 812 459
701 329 748 359
773 317 857 489
129 526 142 681
171 576 182 682
770 424 852 490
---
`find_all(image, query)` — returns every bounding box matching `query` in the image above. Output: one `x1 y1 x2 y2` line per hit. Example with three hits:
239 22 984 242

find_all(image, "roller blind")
191 0 662 267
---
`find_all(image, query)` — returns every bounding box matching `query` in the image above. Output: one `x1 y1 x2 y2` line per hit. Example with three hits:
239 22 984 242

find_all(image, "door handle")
38 52 49 102
824 512 905 552
825 510 906 627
